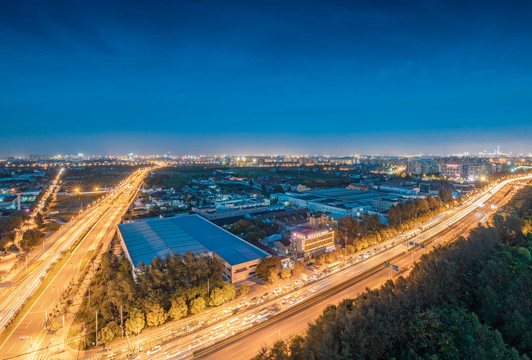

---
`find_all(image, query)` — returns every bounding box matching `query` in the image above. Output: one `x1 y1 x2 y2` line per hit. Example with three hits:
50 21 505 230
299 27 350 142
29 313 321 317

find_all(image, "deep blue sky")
1 0 531 155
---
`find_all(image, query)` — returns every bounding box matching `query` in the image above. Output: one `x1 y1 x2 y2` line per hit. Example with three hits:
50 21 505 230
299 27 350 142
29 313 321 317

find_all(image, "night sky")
1 0 531 155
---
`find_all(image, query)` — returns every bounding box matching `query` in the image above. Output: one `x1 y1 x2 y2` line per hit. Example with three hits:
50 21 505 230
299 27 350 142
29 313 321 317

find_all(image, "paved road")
0 168 149 359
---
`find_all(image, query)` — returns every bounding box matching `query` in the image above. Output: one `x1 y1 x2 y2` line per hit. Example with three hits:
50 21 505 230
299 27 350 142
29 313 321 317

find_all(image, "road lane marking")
8 341 16 353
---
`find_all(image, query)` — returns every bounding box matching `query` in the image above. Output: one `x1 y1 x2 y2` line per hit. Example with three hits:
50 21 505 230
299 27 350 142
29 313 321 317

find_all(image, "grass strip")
16 260 43 283
75 250 94 283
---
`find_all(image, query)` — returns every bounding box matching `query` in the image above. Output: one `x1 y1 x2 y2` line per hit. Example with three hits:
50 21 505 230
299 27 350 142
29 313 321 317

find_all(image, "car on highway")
244 314 256 322
258 308 271 316
228 317 240 325
146 345 162 356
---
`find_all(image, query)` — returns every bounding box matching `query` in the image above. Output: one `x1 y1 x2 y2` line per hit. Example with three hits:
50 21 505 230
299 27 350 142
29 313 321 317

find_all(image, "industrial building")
117 214 270 283
271 187 422 217
371 198 401 212
192 198 275 220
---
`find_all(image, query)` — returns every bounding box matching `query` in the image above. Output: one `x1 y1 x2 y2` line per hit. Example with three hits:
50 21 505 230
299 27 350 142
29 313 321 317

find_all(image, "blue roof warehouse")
117 214 270 283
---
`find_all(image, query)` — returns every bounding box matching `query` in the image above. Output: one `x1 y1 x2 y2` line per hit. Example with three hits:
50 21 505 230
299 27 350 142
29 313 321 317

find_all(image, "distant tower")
497 146 500 155
16 193 23 211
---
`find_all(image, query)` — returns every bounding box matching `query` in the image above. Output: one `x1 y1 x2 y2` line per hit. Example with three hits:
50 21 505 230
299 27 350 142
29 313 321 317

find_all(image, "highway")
0 167 150 359
65 174 530 360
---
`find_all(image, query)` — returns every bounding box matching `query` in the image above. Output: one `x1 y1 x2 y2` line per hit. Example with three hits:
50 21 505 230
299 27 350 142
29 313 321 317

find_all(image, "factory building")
117 214 270 283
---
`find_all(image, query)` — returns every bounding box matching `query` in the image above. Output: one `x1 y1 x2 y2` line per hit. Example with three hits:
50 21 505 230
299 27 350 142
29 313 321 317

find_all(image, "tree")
256 257 282 283
289 335 306 359
438 188 453 203
267 270 279 284
35 212 44 228
207 287 224 307
188 297 206 315
367 214 381 231
345 245 355 254
314 253 325 266
221 283 236 301
325 251 336 263
146 303 167 327
280 267 292 279
0 232 14 251
293 261 305 276
168 297 188 321
98 326 115 344
239 285 250 296
125 308 145 335
269 340 290 359
338 217 363 245
20 229 42 251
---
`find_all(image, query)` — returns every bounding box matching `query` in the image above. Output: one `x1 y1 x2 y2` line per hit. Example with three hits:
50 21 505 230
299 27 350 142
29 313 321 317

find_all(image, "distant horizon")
1 128 531 158
2 149 530 158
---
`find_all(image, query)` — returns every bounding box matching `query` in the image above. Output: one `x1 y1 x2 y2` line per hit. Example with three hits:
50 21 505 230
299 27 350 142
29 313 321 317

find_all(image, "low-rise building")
290 228 335 258
371 198 400 212
309 212 344 230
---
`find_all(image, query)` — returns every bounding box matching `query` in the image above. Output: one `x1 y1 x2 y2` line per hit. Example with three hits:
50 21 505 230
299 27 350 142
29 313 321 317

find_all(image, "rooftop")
118 214 270 267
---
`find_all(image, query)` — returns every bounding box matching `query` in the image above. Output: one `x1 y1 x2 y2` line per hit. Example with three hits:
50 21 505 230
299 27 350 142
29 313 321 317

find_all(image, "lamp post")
62 315 65 349
53 286 59 304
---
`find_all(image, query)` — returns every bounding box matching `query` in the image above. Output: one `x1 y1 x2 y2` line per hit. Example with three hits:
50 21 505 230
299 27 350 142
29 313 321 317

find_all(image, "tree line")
256 257 305 284
74 251 241 347
337 189 456 253
253 181 532 359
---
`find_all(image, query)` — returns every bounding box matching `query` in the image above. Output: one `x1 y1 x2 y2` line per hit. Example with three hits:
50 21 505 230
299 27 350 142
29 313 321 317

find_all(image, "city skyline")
2 0 532 155
1 143 527 158
1 131 531 157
